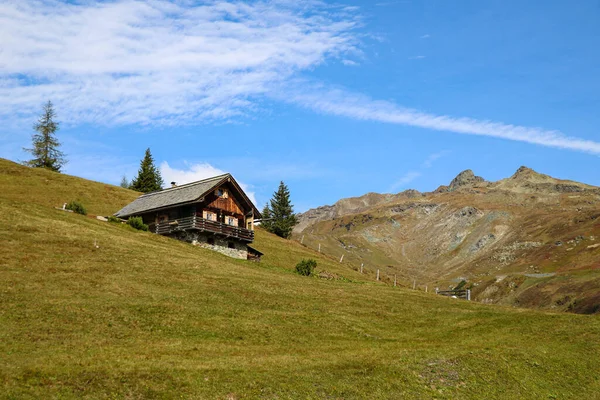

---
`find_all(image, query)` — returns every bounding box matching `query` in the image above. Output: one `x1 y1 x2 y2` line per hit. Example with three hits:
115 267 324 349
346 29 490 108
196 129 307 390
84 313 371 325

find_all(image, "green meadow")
1 158 599 399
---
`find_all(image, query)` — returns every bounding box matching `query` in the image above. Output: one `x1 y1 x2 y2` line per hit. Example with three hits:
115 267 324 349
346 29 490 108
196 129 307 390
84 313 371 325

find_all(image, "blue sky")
1 0 599 212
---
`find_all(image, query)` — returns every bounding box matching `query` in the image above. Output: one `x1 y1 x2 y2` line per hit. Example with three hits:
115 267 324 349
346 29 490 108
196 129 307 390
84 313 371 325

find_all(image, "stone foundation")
170 231 248 259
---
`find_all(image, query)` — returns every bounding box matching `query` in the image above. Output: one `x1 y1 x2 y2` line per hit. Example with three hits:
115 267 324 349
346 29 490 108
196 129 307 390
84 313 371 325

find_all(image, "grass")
1 158 600 398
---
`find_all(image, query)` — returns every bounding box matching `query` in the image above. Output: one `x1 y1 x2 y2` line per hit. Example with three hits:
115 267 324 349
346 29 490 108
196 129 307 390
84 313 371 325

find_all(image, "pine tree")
130 148 164 193
120 175 130 189
23 101 66 172
264 181 297 239
261 203 273 232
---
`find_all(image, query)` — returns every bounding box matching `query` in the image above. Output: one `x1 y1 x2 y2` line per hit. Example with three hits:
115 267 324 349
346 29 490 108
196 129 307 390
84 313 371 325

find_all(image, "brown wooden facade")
139 181 256 242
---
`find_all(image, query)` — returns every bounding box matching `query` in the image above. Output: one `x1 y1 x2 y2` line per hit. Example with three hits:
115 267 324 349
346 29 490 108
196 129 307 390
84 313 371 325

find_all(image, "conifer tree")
130 148 164 193
264 181 297 239
24 101 66 172
261 203 273 232
120 175 130 189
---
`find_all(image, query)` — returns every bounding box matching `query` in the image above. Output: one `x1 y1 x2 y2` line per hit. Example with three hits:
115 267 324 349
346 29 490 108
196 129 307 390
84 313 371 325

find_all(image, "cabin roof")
114 173 261 218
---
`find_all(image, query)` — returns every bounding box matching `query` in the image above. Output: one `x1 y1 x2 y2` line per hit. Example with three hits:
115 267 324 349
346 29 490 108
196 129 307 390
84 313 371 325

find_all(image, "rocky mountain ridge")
297 166 597 230
294 167 600 314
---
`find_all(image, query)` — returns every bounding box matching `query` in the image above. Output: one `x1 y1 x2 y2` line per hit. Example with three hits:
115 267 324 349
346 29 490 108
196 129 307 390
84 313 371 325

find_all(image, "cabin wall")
246 214 254 231
171 231 248 259
206 195 244 216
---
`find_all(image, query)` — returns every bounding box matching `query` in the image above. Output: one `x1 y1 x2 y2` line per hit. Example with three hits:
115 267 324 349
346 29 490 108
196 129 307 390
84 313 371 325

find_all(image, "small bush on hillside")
127 216 148 231
65 200 86 215
295 259 317 276
454 280 467 291
108 215 121 223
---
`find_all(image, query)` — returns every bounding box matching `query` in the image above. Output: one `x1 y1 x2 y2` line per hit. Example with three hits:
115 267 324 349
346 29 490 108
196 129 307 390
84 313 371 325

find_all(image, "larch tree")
130 148 164 193
24 101 66 172
264 181 297 239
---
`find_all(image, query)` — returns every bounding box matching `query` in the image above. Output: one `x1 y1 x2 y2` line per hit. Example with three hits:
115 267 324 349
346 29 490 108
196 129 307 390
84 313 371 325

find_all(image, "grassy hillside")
1 158 600 399
0 158 139 216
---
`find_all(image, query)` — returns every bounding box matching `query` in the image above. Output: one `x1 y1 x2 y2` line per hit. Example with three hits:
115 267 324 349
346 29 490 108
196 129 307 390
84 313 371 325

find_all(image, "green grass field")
1 159 599 399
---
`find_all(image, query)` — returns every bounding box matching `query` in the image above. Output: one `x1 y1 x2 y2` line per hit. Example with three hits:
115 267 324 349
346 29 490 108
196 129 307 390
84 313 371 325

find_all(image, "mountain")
294 166 600 313
3 157 600 398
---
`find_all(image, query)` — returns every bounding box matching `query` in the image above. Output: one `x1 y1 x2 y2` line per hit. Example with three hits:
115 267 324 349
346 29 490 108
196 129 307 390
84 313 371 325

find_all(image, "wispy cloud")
388 150 447 192
282 84 600 155
375 1 407 6
342 59 359 66
0 0 359 126
389 171 421 192
420 34 431 39
408 55 426 60
2 0 599 158
421 150 449 168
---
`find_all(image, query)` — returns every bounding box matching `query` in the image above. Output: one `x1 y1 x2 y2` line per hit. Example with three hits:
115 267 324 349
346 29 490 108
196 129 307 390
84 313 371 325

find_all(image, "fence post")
301 235 304 244
339 254 344 263
394 274 397 287
318 243 321 253
467 289 471 301
413 280 416 290
360 263 364 273
425 285 428 293
376 269 380 281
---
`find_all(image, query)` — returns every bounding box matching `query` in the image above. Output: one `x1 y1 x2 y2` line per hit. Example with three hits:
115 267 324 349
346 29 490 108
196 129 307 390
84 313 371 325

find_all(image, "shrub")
454 280 467 291
107 215 121 223
65 200 87 215
295 259 317 276
127 216 148 231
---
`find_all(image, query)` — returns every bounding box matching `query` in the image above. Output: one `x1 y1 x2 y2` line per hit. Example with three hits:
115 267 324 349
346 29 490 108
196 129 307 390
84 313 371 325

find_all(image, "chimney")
171 181 177 188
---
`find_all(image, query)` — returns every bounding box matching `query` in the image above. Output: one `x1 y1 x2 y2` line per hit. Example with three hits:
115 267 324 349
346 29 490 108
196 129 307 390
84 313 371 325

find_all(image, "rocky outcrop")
448 170 486 191
493 166 594 194
294 205 337 233
401 189 423 198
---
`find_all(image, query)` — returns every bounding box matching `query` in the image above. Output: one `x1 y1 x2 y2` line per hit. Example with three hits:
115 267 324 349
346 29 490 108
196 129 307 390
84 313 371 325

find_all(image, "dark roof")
114 173 261 218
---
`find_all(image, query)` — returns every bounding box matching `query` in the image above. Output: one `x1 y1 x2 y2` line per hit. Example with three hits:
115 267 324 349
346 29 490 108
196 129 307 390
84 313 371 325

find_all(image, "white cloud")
0 0 359 126
421 150 449 168
408 55 426 60
282 84 600 155
160 161 257 206
420 34 431 39
389 171 421 192
342 59 359 66
2 0 599 159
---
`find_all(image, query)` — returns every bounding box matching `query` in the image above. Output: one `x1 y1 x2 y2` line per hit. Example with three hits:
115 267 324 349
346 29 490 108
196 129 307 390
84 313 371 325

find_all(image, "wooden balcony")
151 216 254 242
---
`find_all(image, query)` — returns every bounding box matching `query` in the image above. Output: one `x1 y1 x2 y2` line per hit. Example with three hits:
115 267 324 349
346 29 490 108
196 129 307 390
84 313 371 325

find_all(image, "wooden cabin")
114 173 262 260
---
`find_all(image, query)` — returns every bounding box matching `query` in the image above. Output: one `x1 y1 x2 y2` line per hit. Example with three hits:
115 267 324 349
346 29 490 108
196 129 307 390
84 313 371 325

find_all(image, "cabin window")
207 237 215 245
158 214 168 223
226 216 238 227
228 241 235 249
247 221 252 230
204 211 216 221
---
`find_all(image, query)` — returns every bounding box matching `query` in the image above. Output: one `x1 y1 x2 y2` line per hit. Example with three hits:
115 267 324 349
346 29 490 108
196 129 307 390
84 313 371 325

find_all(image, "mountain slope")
295 167 600 314
2 158 600 398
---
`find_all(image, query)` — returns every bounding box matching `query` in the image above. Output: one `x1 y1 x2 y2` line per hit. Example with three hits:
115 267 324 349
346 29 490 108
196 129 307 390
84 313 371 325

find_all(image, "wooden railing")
152 216 254 241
